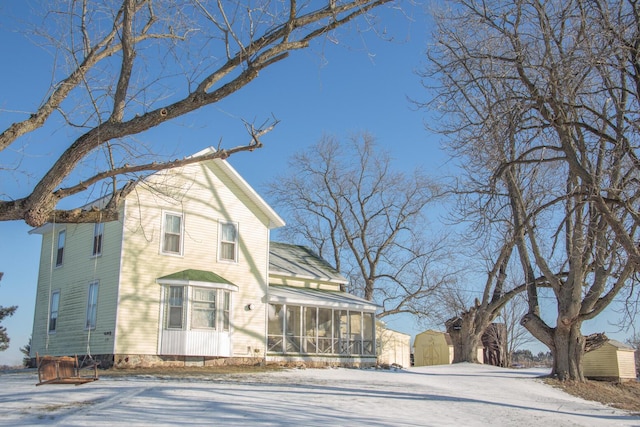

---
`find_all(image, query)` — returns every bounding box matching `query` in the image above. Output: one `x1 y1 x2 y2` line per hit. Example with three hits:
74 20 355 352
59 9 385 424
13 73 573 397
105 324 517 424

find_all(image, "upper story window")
55 229 66 267
49 291 60 332
162 212 183 255
92 223 104 257
85 281 99 329
218 222 238 262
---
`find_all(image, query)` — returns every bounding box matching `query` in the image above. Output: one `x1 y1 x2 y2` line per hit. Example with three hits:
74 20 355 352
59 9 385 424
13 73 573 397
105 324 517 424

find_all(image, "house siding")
584 342 637 381
30 219 123 358
377 326 411 368
268 274 343 291
29 155 372 369
115 161 270 359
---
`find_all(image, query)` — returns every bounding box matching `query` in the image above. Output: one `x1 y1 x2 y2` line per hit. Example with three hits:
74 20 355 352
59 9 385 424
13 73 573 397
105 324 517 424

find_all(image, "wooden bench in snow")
36 353 99 386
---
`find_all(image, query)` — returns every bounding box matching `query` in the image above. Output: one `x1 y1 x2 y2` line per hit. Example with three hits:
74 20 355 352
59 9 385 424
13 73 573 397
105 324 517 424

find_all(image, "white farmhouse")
29 149 377 368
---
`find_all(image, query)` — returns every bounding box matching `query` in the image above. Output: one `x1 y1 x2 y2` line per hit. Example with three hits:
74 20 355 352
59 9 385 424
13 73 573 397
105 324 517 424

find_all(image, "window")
164 286 232 331
219 222 237 262
85 281 99 329
162 212 183 255
267 305 375 356
222 291 230 332
55 229 66 267
192 288 217 329
92 223 104 257
167 286 184 329
49 291 60 332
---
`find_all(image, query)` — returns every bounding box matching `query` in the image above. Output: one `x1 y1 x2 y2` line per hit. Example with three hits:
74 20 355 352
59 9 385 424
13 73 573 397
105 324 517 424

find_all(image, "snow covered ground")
0 363 637 426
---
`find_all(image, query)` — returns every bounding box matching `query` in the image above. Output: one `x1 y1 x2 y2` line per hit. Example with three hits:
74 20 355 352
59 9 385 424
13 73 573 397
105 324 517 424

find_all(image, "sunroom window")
267 304 375 356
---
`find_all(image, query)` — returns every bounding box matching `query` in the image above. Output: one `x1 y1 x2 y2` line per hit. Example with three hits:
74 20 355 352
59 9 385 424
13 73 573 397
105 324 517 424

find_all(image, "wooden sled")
36 353 99 386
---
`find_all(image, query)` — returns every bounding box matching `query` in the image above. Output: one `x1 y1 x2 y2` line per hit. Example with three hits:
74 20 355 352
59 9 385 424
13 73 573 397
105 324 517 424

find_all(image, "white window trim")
91 223 104 258
166 285 186 330
85 281 99 330
161 211 185 256
217 220 239 263
160 284 236 332
48 290 60 334
55 229 66 268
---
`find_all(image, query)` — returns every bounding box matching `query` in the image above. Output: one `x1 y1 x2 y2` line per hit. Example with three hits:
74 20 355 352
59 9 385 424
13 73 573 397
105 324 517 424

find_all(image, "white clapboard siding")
30 217 124 357
115 160 271 357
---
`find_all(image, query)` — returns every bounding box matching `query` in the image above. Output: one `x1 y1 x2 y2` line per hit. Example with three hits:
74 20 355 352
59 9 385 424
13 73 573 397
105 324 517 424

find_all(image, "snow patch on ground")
0 363 637 426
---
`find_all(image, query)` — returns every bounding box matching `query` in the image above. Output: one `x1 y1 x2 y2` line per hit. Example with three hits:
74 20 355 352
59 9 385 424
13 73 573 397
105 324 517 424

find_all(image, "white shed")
376 325 411 368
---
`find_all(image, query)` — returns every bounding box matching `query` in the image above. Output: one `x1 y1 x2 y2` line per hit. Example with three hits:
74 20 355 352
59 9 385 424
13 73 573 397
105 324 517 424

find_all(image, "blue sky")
0 1 633 366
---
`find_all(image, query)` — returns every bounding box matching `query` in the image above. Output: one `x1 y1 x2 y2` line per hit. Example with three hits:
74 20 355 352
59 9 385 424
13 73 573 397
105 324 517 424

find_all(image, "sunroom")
156 269 238 357
267 285 378 358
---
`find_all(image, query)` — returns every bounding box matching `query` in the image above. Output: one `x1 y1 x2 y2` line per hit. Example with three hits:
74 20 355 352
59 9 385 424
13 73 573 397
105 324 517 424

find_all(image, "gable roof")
605 340 635 351
269 242 348 285
192 147 285 229
30 147 285 234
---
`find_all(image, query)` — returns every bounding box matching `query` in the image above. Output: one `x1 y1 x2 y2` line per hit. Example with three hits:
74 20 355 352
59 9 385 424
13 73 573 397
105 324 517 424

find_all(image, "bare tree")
0 273 17 352
625 333 640 377
441 235 526 364
0 0 393 227
497 294 535 367
423 0 640 381
267 133 451 318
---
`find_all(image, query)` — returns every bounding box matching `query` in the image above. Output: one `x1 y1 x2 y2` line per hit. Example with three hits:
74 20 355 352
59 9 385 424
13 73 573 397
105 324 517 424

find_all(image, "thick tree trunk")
446 308 486 363
552 323 585 381
522 312 586 381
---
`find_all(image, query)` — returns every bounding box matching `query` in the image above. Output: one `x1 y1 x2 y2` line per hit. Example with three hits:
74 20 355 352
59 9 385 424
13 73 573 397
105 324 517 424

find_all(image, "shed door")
422 336 442 365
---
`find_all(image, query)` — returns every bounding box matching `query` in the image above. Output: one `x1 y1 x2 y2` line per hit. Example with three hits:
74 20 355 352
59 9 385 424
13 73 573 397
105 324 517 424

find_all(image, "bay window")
164 286 231 331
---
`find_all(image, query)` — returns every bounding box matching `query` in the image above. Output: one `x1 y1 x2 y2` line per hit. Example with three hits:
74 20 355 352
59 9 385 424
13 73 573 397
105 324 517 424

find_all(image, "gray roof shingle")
269 242 347 284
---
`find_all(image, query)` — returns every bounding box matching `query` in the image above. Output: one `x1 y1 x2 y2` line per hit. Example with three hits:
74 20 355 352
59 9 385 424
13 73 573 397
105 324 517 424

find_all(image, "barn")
583 340 637 382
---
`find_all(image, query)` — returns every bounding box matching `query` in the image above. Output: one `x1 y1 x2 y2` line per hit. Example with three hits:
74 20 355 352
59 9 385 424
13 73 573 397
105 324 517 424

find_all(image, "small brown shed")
583 340 637 382
413 330 454 366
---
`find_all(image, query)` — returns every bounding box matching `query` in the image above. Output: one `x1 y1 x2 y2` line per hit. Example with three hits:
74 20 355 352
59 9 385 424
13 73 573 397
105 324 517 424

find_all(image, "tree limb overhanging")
0 0 392 227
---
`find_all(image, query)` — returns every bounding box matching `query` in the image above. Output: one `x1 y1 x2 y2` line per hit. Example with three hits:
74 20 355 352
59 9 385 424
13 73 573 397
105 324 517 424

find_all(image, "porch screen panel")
349 312 362 354
286 305 302 352
317 308 332 353
335 310 348 354
303 307 317 353
267 304 284 352
363 312 375 355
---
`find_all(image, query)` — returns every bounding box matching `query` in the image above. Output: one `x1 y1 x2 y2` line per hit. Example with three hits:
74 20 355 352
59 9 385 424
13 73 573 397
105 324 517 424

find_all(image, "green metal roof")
269 242 347 284
157 269 235 286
